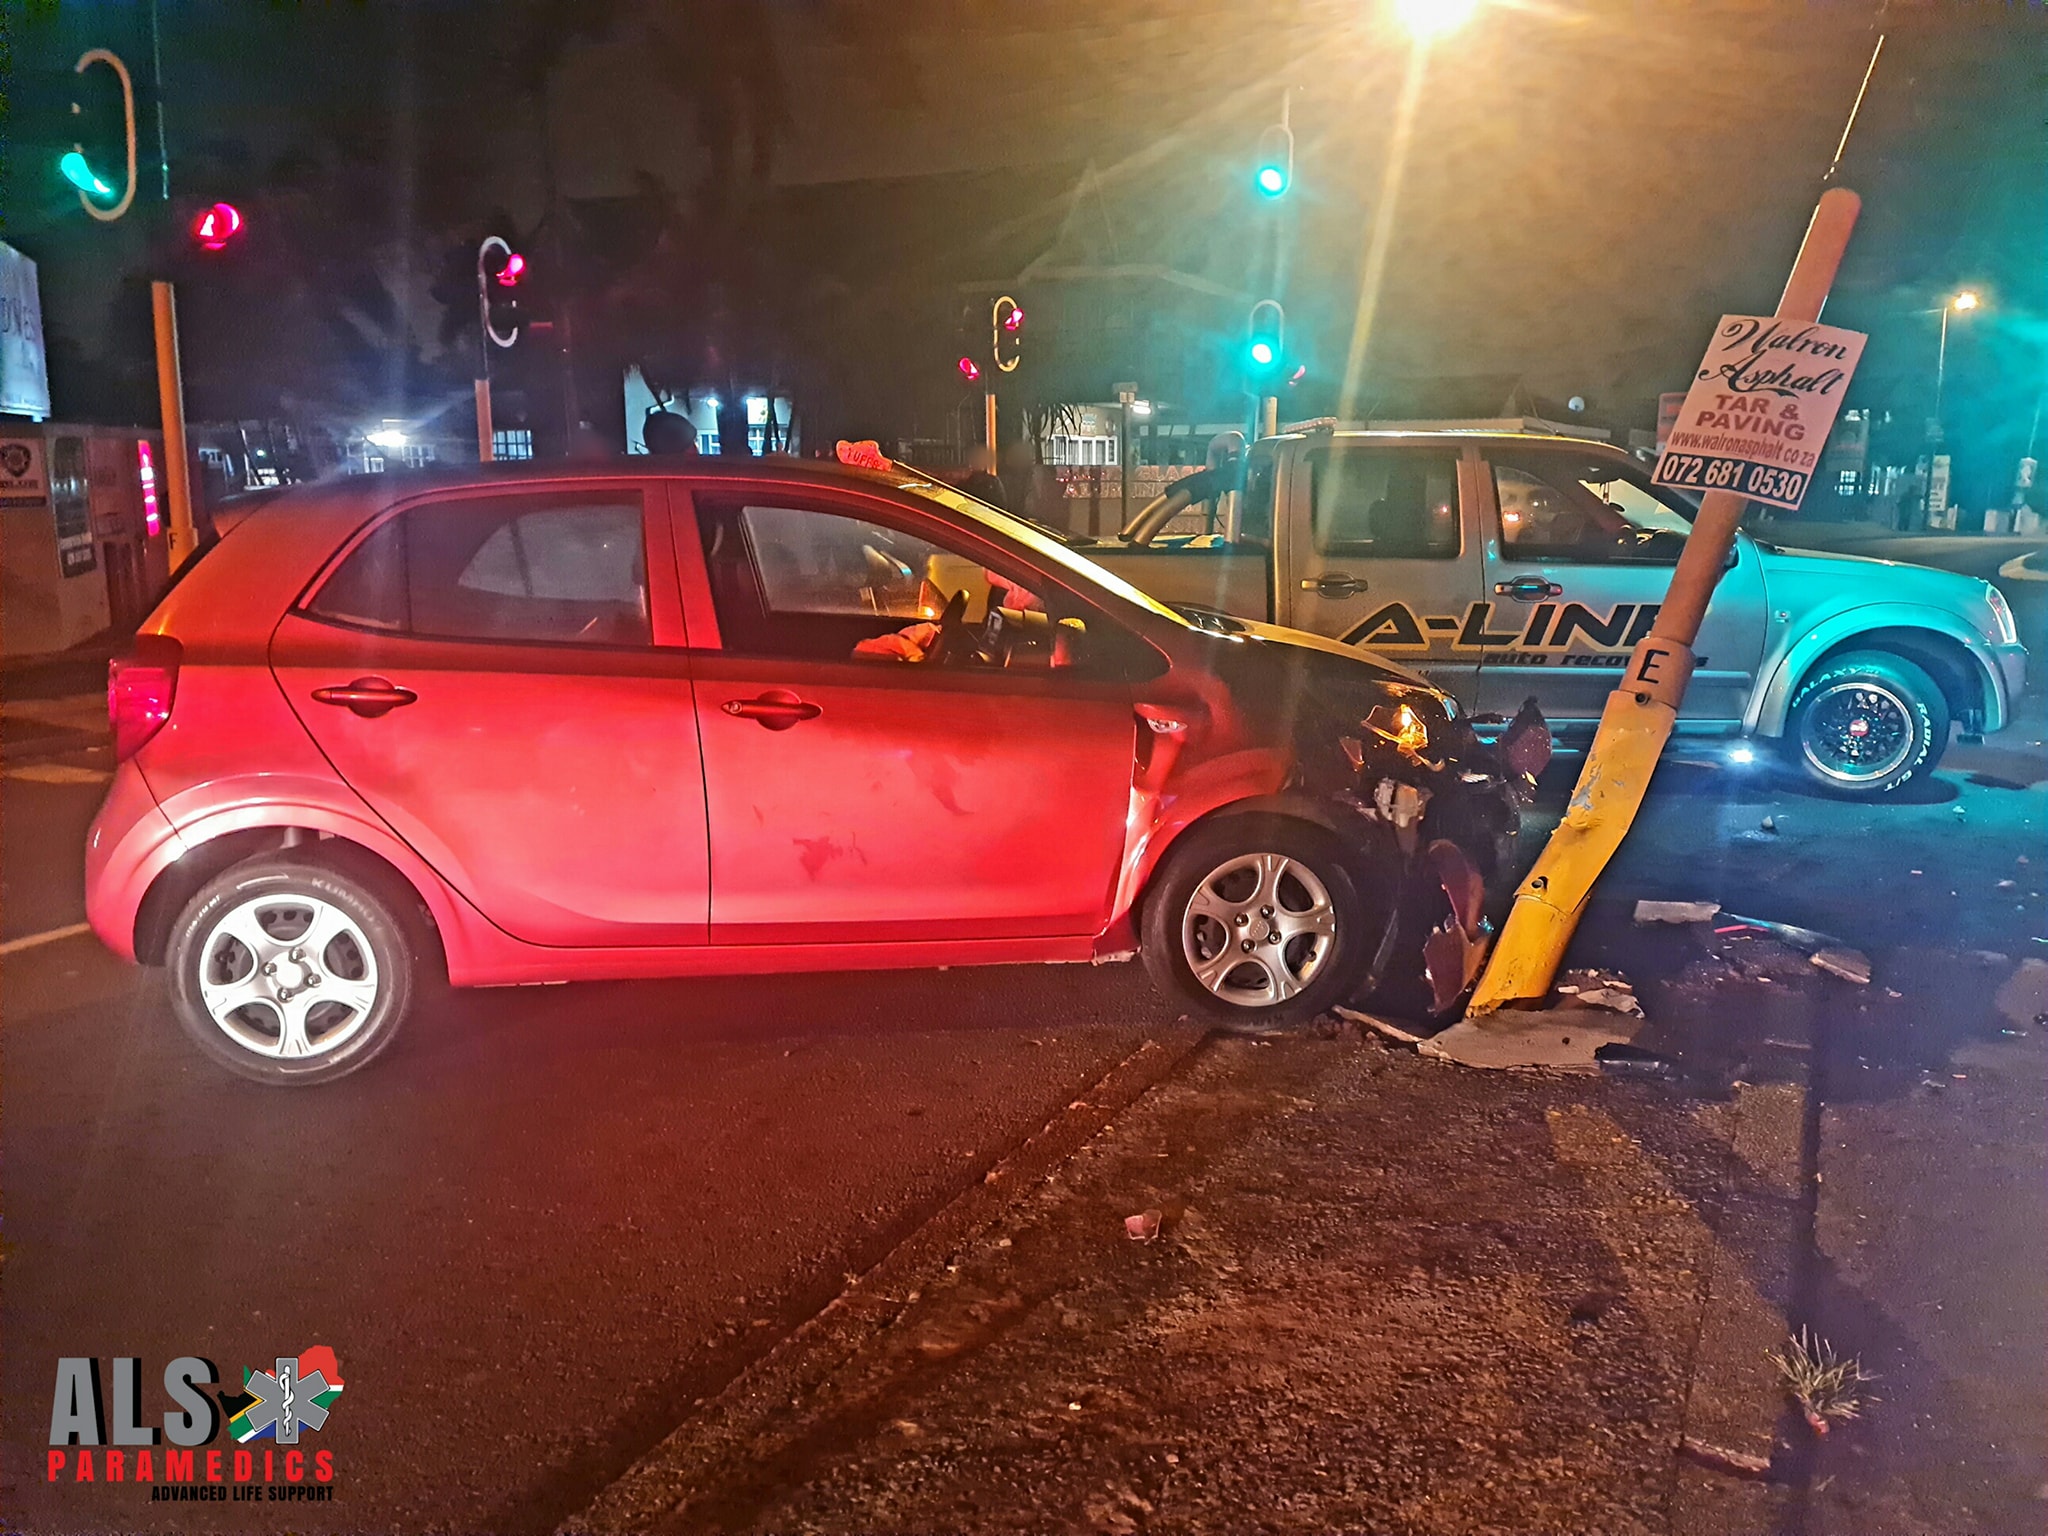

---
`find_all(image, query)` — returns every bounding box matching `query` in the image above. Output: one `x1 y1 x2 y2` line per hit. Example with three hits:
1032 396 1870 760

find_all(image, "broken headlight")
1364 701 1430 756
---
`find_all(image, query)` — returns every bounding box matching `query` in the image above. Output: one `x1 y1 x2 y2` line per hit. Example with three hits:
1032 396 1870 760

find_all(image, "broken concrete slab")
1332 1006 1427 1047
1810 947 1873 985
1635 899 1723 924
1419 1006 1641 1072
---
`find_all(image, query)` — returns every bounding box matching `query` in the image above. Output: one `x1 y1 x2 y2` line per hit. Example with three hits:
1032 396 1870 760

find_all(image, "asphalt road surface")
3 531 2040 1532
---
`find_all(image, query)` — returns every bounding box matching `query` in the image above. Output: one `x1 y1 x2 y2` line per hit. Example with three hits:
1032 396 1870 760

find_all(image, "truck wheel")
1785 650 1949 796
165 856 417 1085
1141 816 1378 1028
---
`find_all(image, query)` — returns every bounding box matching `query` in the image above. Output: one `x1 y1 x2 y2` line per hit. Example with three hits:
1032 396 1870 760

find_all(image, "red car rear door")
680 487 1137 945
271 482 711 948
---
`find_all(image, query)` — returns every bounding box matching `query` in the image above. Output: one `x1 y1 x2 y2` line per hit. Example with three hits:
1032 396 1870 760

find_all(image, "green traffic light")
60 150 115 200
1249 339 1277 367
1255 164 1288 197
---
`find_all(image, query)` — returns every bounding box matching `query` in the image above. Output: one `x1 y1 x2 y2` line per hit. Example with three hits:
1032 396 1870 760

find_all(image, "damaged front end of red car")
1296 687 1552 1018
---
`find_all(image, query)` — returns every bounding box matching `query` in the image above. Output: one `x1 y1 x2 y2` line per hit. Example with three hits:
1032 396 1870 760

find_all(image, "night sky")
4 0 2042 503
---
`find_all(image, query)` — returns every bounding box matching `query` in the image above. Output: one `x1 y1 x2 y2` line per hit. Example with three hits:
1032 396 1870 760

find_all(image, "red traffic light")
1002 304 1024 333
496 252 526 287
957 355 982 382
192 202 243 251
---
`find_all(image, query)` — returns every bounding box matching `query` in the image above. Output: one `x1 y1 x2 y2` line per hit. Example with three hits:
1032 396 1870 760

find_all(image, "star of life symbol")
236 1357 333 1444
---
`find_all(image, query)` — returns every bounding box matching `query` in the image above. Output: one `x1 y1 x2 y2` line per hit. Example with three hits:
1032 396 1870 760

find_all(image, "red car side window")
307 496 651 647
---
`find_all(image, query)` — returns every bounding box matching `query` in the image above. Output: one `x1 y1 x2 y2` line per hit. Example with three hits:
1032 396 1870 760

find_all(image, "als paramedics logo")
48 1348 343 1504
231 1348 345 1444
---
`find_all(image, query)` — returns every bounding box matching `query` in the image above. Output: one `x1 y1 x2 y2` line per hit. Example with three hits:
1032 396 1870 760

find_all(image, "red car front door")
683 490 1137 945
272 484 711 948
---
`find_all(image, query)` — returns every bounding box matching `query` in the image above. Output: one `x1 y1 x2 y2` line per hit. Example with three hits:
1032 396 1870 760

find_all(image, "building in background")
1 423 172 655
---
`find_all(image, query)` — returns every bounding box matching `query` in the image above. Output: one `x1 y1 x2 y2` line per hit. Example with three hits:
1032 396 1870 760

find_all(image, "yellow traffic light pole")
1467 187 1862 1014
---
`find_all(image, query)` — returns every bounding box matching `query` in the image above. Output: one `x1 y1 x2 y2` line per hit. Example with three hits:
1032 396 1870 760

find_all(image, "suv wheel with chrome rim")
166 856 417 1084
1141 816 1377 1027
1785 650 1948 797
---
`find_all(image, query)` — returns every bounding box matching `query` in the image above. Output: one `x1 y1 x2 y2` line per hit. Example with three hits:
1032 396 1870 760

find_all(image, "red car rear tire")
165 856 416 1085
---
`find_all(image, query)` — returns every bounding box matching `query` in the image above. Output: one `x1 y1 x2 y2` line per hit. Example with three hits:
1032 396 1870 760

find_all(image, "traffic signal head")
1254 124 1294 199
64 49 139 221
60 150 116 200
992 294 1024 373
192 202 244 251
1247 300 1285 375
477 236 525 347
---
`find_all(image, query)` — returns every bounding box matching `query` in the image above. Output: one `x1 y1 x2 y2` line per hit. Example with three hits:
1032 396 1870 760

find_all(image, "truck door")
1474 445 1768 731
1278 442 1484 708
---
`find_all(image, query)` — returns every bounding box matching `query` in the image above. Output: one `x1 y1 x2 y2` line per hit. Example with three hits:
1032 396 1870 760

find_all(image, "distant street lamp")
1934 289 1982 428
1393 0 1481 42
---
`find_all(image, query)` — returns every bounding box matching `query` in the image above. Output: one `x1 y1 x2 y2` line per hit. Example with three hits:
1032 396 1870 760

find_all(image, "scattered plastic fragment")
1561 967 1643 1016
1595 1042 1677 1079
1124 1208 1163 1243
1634 899 1722 924
1811 948 1873 985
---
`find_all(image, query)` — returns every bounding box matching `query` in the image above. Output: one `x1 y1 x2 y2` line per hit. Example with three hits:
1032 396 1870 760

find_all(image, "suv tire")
1141 816 1379 1028
166 855 416 1085
1785 649 1949 796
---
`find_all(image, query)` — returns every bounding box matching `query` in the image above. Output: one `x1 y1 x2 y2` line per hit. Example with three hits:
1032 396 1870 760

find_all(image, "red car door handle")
722 690 822 730
311 677 419 718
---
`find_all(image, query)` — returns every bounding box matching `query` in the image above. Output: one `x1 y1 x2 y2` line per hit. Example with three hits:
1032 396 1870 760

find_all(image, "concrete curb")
559 1021 1212 1536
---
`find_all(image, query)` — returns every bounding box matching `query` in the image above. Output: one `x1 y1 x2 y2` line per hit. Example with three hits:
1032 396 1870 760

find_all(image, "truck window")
1491 450 1690 565
1306 449 1460 559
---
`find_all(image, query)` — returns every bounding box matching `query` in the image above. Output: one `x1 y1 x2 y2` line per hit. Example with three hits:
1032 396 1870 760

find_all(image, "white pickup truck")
1073 421 2027 797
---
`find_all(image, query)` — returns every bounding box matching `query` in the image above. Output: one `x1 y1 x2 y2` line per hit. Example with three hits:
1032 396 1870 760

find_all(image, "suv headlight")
1986 583 2019 645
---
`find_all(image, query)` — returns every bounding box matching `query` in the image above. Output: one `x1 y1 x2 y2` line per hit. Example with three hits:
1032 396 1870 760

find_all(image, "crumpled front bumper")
1305 696 1550 1014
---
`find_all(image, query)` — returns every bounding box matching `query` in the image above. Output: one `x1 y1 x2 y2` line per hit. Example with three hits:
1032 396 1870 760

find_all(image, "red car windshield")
892 474 1192 630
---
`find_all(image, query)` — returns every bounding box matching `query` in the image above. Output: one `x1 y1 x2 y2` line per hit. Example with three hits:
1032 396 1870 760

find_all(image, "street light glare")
1394 0 1480 41
1951 290 1980 312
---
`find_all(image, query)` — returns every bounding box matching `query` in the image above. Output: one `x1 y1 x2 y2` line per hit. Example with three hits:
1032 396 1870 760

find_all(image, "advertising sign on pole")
0 241 52 422
1652 315 1866 512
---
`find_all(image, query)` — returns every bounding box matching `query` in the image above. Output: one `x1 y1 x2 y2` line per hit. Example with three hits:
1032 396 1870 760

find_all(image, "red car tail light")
109 635 182 762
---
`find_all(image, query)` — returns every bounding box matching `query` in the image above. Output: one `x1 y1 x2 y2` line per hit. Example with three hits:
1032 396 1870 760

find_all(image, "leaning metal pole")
1467 188 1862 1014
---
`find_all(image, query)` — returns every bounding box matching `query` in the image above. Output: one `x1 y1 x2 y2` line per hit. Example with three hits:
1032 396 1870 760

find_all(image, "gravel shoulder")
570 1022 1813 1536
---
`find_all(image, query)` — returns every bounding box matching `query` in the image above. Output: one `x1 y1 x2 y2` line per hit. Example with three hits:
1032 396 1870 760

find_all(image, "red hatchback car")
87 459 1539 1084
